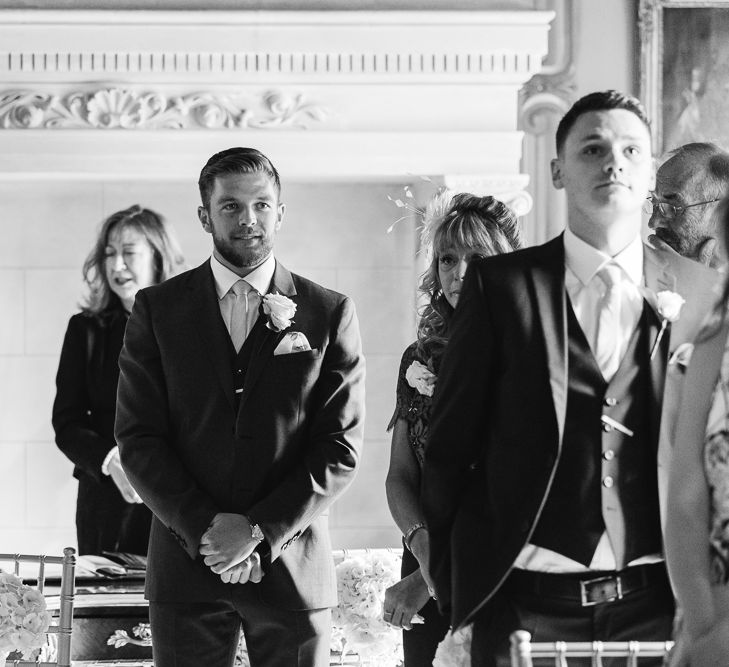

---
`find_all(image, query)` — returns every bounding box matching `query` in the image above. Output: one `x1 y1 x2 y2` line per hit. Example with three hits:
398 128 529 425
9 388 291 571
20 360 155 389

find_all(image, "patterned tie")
594 263 623 381
228 280 259 352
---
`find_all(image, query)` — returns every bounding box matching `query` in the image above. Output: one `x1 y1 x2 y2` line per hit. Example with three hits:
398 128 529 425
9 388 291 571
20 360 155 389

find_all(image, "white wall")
574 0 636 97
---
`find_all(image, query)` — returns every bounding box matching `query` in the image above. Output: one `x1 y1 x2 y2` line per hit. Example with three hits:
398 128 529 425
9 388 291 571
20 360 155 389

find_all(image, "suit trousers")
149 595 332 667
471 564 674 667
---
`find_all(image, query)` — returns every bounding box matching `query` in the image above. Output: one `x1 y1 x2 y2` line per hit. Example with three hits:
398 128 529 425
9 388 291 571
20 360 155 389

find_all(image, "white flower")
332 551 403 665
648 290 686 361
262 294 296 332
405 360 436 397
0 569 51 659
655 290 685 322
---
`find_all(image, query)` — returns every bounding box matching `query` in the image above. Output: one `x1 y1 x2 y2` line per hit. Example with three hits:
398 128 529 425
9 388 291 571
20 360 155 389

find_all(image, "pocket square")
273 331 312 356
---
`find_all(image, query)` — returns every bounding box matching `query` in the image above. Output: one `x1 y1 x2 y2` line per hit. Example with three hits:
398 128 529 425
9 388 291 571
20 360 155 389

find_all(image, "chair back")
0 547 75 667
509 630 674 667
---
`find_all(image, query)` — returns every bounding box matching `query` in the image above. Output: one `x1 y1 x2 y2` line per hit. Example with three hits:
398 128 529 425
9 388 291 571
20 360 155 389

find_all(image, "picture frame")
640 0 729 155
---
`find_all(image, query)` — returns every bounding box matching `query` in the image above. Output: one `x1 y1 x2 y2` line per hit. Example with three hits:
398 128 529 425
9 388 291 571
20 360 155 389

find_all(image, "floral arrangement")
0 570 52 662
433 625 472 667
262 293 296 331
331 550 403 666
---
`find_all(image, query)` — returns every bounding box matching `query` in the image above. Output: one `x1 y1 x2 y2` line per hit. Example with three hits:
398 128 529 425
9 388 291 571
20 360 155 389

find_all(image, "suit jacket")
53 308 127 481
421 234 719 630
115 260 365 609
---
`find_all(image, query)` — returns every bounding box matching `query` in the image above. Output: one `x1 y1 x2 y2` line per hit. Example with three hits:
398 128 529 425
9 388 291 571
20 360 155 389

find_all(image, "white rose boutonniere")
262 293 296 332
405 360 436 397
649 290 686 360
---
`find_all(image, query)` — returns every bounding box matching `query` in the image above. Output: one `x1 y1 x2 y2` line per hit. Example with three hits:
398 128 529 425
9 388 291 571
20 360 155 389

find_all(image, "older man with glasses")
647 142 729 268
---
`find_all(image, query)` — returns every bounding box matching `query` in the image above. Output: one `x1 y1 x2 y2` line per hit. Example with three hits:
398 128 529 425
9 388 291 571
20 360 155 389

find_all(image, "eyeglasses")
643 196 721 220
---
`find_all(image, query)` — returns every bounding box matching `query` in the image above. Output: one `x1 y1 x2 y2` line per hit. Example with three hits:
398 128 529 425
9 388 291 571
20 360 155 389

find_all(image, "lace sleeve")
386 343 419 431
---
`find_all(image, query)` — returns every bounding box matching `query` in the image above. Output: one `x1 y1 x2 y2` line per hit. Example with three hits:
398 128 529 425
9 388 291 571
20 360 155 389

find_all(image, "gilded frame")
640 0 729 154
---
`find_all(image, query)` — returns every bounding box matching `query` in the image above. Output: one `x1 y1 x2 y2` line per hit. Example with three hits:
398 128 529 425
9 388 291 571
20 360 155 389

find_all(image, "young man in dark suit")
421 91 720 665
115 147 365 667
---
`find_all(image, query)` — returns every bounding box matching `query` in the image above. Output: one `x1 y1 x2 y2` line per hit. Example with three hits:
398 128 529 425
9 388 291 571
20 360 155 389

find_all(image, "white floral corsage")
405 360 436 397
648 290 685 360
262 293 296 332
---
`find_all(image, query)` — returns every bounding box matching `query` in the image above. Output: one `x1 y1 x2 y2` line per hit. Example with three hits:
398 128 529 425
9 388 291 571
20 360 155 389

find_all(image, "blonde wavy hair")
416 190 523 366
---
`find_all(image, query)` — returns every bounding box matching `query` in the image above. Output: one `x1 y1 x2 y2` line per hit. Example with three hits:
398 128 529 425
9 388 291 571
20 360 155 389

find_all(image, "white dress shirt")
515 229 652 573
210 254 276 342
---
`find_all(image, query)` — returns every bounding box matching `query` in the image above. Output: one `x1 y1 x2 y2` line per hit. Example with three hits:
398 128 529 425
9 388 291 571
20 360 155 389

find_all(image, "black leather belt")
507 562 668 607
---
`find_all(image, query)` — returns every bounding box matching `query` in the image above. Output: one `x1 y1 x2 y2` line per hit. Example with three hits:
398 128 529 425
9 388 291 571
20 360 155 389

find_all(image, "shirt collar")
209 253 276 300
563 227 644 287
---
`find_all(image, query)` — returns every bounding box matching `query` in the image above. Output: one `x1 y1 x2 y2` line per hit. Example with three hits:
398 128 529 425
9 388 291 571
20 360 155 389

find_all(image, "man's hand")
198 513 259 574
107 450 143 504
219 552 265 585
383 570 430 630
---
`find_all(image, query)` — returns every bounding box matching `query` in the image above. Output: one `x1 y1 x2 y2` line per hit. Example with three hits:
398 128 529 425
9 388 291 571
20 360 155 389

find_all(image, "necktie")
594 263 623 381
228 280 258 352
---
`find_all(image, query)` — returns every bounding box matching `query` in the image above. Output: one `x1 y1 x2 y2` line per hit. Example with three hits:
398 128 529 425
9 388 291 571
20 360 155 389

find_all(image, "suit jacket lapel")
190 263 236 411
530 235 568 447
643 245 676 444
238 261 298 411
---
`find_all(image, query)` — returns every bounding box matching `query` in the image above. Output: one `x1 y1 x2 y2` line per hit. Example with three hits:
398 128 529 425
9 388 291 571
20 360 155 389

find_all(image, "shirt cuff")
101 446 119 476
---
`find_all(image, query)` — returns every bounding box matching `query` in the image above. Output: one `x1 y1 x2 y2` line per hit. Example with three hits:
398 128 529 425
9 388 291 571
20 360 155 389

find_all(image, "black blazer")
115 260 366 609
53 308 127 482
421 235 720 630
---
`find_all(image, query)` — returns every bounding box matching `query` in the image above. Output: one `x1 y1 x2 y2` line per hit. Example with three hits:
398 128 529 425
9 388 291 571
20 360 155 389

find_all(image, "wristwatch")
246 516 265 544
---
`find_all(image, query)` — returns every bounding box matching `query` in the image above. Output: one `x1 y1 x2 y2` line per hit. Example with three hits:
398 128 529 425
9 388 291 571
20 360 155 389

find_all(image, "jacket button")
603 476 614 488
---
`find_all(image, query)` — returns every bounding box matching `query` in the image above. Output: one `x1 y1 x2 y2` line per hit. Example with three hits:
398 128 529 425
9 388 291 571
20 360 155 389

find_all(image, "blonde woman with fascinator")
383 191 523 666
666 196 729 666
53 205 185 556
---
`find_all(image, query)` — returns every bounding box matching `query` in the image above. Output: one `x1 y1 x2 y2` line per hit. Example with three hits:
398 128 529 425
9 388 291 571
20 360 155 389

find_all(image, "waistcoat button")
602 476 614 488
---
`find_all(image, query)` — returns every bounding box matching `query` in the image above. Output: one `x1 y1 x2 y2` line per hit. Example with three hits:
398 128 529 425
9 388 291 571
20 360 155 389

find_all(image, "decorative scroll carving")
519 0 576 133
0 87 329 130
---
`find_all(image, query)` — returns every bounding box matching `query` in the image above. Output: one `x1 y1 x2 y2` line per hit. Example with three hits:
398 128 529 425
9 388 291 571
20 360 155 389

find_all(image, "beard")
213 232 274 269
651 227 683 254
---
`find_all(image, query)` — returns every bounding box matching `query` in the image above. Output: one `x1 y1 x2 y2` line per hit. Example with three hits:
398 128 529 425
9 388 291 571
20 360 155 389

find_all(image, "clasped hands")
198 513 264 585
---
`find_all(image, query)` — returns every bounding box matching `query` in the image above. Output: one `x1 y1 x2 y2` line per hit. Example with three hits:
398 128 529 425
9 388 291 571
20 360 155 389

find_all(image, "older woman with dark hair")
383 191 523 666
666 196 729 666
53 205 185 556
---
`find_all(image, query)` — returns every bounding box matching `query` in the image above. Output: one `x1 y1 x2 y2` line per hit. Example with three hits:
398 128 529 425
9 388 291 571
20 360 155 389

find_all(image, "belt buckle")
579 574 623 607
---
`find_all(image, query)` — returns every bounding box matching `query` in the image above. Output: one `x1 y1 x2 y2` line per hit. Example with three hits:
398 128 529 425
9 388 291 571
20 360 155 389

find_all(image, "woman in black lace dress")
383 191 523 665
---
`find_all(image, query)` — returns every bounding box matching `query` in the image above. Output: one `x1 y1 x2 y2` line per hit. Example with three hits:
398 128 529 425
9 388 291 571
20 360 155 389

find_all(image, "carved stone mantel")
0 9 554 216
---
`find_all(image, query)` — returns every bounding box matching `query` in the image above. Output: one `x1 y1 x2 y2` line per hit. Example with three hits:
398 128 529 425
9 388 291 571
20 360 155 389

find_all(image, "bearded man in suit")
115 147 365 667
421 91 720 665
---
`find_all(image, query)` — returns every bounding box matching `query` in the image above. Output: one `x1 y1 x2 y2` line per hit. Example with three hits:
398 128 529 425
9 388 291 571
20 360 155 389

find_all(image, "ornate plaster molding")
519 0 576 132
0 87 329 130
0 50 542 81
